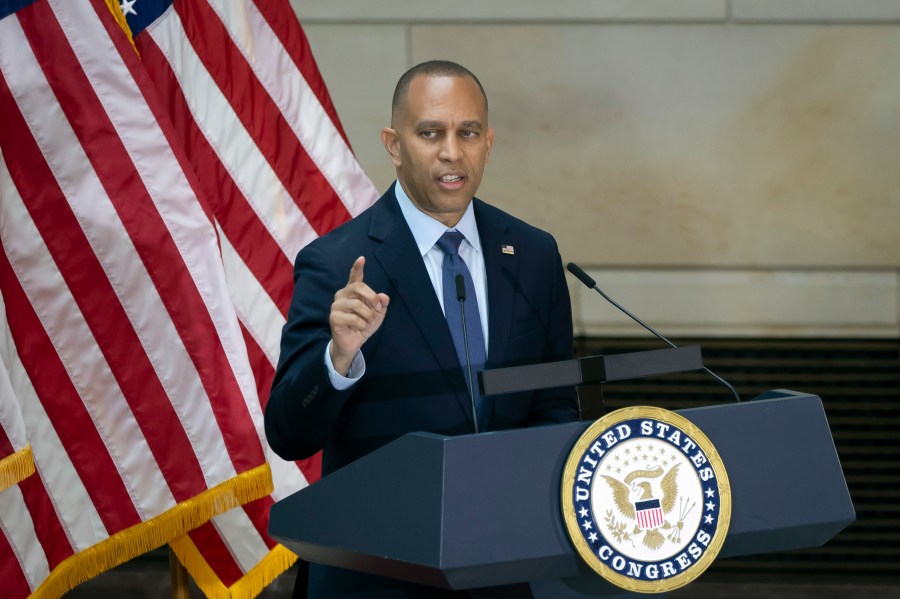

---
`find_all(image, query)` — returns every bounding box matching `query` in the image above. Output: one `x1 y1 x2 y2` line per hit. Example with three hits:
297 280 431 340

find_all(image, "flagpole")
169 547 190 599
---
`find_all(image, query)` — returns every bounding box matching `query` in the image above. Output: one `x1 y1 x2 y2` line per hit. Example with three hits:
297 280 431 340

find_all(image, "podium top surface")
480 346 704 396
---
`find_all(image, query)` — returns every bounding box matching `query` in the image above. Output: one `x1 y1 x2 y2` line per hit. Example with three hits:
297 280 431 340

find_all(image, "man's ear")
381 128 401 167
485 127 495 163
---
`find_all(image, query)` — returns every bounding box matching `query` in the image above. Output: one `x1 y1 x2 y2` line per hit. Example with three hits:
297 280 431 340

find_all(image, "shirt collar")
393 181 482 257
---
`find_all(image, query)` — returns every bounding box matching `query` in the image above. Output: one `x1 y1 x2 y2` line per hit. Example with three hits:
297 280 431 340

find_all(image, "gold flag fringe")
0 443 35 492
170 535 299 599
103 0 139 55
29 463 273 599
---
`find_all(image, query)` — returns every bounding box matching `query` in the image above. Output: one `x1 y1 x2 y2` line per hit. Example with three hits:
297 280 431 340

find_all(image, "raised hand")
328 256 390 375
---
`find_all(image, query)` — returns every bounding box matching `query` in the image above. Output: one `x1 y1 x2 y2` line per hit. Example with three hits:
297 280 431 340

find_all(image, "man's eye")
460 130 477 138
420 131 437 139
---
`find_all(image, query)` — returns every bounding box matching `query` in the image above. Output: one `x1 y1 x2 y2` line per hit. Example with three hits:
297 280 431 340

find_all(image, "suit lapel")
369 192 476 427
476 200 518 427
477 200 517 366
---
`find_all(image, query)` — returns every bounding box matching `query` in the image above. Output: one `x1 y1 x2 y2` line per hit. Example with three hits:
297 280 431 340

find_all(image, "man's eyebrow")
414 120 484 130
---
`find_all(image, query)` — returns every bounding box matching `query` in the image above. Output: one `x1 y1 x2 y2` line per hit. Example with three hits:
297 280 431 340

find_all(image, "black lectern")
269 349 854 597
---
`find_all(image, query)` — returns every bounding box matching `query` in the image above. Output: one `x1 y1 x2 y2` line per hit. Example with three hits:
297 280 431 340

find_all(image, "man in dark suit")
266 61 579 598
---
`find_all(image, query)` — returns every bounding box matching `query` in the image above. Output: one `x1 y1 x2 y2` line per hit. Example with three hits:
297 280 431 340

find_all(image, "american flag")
0 0 377 595
130 0 377 593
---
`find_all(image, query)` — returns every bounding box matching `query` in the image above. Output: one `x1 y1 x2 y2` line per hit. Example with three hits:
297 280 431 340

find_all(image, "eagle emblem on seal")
601 464 690 550
561 408 731 593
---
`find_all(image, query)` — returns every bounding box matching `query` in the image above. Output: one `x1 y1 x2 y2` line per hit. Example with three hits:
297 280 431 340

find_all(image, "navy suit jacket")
265 186 578 597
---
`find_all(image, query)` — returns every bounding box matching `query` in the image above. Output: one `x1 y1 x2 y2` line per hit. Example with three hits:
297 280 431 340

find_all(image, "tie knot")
436 230 465 256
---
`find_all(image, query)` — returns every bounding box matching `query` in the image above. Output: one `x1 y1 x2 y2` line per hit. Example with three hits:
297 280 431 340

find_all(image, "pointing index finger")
347 256 365 285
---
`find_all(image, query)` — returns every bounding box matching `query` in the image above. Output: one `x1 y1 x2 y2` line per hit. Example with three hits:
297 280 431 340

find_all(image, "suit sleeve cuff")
324 340 365 390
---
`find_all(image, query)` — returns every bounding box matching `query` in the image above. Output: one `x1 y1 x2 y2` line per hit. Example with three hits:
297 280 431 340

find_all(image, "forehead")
402 75 488 124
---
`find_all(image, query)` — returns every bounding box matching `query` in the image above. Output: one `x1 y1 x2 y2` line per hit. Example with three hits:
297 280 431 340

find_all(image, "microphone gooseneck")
566 263 741 403
455 274 480 432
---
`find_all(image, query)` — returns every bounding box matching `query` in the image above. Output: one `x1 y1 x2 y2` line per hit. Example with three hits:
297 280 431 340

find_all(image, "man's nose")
438 135 460 161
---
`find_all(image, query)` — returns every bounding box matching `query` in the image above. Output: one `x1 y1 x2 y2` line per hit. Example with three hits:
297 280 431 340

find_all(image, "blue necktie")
436 231 487 428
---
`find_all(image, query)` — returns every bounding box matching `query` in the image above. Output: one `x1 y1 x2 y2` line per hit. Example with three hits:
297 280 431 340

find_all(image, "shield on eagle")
634 498 665 530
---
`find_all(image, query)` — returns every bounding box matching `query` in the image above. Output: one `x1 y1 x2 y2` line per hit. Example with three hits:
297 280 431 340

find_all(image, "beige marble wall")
293 1 900 337
574 269 899 338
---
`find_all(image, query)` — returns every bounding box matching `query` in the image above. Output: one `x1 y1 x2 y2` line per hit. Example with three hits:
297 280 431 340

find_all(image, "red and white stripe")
136 0 377 592
636 506 665 530
0 0 274 595
0 353 30 492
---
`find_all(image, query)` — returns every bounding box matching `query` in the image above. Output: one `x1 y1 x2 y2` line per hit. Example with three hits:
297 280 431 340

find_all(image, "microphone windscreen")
455 274 466 301
566 263 597 289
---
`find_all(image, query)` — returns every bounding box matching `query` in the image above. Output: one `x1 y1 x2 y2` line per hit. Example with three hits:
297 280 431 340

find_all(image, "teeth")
441 175 461 182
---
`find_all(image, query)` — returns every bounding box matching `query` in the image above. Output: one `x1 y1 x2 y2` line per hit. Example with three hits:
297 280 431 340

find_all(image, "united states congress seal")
561 407 731 593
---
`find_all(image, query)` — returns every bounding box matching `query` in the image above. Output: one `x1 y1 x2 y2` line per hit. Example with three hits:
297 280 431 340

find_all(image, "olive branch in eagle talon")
604 510 634 545
601 463 681 550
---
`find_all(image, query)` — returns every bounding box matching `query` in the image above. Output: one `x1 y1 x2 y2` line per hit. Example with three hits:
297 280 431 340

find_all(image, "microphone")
455 274 480 432
566 263 741 403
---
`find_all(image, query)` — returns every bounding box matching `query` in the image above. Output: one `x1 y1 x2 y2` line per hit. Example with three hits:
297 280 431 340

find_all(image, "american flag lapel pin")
501 244 515 255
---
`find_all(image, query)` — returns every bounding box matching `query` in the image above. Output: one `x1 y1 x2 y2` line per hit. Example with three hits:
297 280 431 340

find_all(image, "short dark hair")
391 60 488 119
